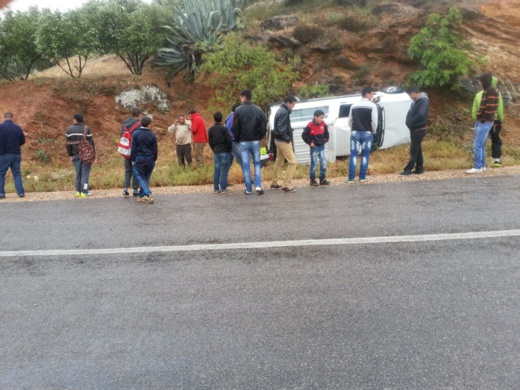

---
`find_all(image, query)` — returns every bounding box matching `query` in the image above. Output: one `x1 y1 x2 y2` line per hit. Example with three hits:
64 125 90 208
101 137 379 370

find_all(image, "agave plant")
157 0 243 77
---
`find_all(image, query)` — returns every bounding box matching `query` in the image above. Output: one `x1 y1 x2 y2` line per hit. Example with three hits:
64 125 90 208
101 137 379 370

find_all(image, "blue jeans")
214 153 231 191
348 131 373 180
240 141 262 192
72 155 92 194
133 156 155 197
0 154 24 196
310 145 327 179
473 121 493 169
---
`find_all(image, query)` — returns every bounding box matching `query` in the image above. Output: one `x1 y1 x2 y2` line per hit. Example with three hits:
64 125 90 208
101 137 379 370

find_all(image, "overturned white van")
267 91 413 163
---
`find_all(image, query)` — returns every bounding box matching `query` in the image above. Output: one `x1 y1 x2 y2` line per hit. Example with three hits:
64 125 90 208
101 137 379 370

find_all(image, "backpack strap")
125 121 141 134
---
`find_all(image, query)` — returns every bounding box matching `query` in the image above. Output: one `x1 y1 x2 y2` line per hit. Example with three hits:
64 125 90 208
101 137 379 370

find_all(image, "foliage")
36 10 99 78
334 0 367 6
199 33 300 110
337 14 370 32
292 24 324 44
408 6 474 90
157 0 243 78
298 84 330 99
84 0 168 75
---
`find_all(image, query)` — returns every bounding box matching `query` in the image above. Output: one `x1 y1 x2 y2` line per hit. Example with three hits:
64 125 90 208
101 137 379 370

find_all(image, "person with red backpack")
120 108 141 197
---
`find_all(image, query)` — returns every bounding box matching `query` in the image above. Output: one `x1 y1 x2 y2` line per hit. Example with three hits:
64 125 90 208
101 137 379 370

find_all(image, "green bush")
408 6 474 90
298 84 330 99
292 25 324 44
34 149 51 165
337 14 369 32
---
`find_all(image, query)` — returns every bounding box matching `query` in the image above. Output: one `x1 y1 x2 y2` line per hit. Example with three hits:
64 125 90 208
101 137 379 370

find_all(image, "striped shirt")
476 86 499 123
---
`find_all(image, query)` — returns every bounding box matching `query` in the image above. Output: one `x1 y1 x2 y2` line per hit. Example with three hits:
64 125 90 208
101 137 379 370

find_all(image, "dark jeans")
0 154 24 196
213 153 231 191
123 157 138 191
72 155 92 194
133 156 155 197
489 120 502 159
177 143 192 167
404 129 427 172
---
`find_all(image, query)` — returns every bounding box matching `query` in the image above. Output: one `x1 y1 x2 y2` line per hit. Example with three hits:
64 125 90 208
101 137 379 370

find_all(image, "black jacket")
406 94 429 130
208 123 232 154
274 103 293 144
0 120 25 155
232 101 267 142
131 127 158 161
66 123 95 157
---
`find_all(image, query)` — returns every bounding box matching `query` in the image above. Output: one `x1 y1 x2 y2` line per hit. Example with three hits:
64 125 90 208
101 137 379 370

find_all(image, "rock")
265 31 301 50
261 15 299 30
458 7 482 21
372 3 420 19
333 55 356 69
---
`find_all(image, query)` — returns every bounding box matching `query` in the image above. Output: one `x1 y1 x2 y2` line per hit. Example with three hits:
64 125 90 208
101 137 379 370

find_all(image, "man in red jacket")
189 110 208 167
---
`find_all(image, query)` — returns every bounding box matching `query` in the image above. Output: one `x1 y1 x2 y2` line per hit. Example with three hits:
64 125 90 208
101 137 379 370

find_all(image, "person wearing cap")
467 73 500 174
66 114 95 198
399 86 429 176
270 95 298 193
345 86 378 184
302 109 330 186
472 73 504 167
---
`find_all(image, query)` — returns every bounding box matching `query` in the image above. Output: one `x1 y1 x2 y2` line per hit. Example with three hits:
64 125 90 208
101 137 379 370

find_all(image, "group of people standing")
0 75 506 200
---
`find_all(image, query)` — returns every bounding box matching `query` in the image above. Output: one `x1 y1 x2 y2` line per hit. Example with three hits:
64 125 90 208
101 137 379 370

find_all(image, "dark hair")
213 111 223 123
240 89 252 100
361 86 375 97
406 86 420 94
231 103 240 112
4 112 13 119
131 108 141 117
189 109 197 115
314 109 325 117
73 114 84 123
141 116 152 127
178 115 185 119
479 73 493 90
284 95 297 103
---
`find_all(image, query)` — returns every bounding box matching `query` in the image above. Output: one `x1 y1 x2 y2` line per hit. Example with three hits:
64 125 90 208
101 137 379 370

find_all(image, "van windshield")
290 106 329 123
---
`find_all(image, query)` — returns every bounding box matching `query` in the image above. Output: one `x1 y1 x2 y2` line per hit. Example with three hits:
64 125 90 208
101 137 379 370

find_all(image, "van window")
290 106 329 122
339 104 352 118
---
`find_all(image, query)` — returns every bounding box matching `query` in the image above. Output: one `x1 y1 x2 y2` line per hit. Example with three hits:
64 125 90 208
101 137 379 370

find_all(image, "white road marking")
1 230 520 258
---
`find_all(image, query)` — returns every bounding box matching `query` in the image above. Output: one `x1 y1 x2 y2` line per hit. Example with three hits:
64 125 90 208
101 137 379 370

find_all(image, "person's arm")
19 128 25 146
232 112 240 143
208 128 215 151
152 134 158 161
301 125 312 145
371 105 378 134
259 111 267 140
472 92 481 121
274 110 290 142
66 131 73 157
324 123 329 143
167 124 176 133
347 109 353 130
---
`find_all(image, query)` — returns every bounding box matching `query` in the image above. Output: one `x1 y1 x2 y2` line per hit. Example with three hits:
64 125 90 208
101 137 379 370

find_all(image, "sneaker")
132 191 139 197
282 187 296 193
320 178 330 185
466 167 483 174
413 169 424 174
244 190 252 195
359 178 369 183
310 179 319 187
80 192 90 198
75 192 81 198
214 190 221 194
0 195 5 199
399 170 412 176
148 196 154 204
137 196 148 202
255 187 264 195
493 160 502 167
345 179 355 185
123 190 130 198
221 189 231 194
18 194 25 198
270 184 282 189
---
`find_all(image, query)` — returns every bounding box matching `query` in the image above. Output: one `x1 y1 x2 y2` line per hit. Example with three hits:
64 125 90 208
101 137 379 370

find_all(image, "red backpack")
117 121 141 159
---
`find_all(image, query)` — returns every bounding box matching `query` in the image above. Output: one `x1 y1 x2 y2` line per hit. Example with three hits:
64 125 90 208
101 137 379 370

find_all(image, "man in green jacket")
472 74 504 167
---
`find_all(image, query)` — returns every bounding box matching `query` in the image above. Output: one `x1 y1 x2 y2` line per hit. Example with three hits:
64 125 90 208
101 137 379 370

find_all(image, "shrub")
285 0 304 5
334 0 368 6
34 149 51 165
292 24 324 44
298 84 330 99
408 6 474 90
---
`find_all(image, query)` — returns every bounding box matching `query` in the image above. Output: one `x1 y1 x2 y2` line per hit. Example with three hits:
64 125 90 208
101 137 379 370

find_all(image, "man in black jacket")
0 112 25 199
131 116 157 204
232 89 267 195
271 95 298 193
66 114 95 198
400 86 429 176
208 112 232 193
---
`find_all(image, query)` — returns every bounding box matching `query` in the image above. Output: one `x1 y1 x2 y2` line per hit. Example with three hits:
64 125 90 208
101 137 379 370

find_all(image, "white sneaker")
466 168 483 174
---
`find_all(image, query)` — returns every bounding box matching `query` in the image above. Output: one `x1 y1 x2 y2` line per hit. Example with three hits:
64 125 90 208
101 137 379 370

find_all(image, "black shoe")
399 170 412 176
413 169 424 174
310 179 319 187
0 195 5 199
270 184 282 189
18 194 25 198
282 187 296 193
320 178 330 185
132 191 139 197
123 190 130 198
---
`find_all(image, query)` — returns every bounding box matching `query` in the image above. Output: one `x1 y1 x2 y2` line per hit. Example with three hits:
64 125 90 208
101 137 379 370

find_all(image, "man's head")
131 108 141 118
313 109 325 124
178 115 186 124
188 109 197 120
478 73 493 90
231 103 240 112
240 89 252 103
4 112 13 120
141 116 152 127
73 114 84 123
213 111 223 123
361 86 375 99
284 95 298 111
406 86 421 101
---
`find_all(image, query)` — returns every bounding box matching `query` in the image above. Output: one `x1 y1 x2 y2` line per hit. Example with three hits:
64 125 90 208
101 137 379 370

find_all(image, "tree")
199 33 300 109
36 9 99 78
408 6 474 90
0 7 49 80
157 0 243 77
85 0 168 75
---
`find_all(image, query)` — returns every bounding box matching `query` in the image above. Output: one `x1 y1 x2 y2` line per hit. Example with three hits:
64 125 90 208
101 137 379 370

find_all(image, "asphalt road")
1 175 520 389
